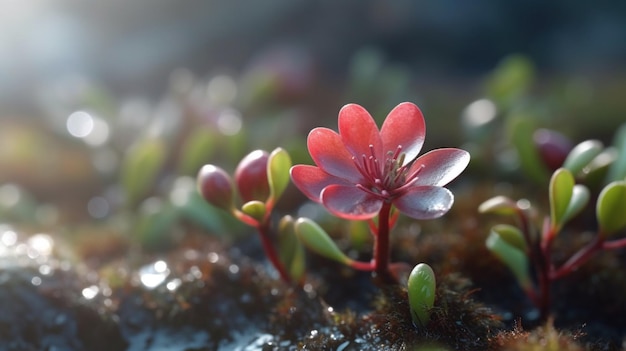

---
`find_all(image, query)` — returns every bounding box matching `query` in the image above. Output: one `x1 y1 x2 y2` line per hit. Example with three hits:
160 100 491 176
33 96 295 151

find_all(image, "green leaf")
606 124 626 182
267 148 292 202
561 184 590 224
294 218 352 265
478 196 519 216
407 263 436 328
562 140 603 176
491 224 526 252
486 229 532 290
278 216 306 282
549 168 574 231
596 181 626 236
178 128 218 175
241 201 266 222
485 54 534 107
121 138 167 207
507 115 550 184
135 197 179 251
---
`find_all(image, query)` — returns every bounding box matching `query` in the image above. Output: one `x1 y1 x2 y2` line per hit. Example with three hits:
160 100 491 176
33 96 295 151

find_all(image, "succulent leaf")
478 196 519 216
278 216 306 281
606 124 626 182
267 148 292 202
197 165 234 211
407 263 436 328
561 184 590 224
235 150 270 202
294 217 352 265
486 229 532 290
492 224 527 252
562 140 603 176
549 168 574 231
241 200 266 222
597 181 626 236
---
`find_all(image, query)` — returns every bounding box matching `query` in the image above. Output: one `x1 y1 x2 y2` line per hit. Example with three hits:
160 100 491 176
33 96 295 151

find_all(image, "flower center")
353 145 423 199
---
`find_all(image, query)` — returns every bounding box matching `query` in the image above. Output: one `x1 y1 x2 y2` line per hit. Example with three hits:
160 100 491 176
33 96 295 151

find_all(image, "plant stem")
373 201 395 284
551 236 603 280
257 220 292 284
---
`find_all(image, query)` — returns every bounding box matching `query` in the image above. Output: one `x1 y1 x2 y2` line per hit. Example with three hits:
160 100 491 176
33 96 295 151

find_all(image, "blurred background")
1 0 625 247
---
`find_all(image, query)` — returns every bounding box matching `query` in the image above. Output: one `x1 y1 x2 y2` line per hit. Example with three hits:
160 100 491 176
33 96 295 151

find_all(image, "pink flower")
290 102 470 220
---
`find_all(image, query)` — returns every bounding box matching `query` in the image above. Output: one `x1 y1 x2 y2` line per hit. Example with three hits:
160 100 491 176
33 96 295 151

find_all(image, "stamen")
355 184 385 199
391 145 403 161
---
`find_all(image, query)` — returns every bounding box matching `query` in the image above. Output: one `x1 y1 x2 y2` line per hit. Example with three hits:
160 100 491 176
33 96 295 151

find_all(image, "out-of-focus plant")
480 137 626 320
197 148 301 283
290 102 470 283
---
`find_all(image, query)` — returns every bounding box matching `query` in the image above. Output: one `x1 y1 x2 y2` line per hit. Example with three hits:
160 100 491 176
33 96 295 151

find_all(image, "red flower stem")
536 218 556 320
256 220 292 284
373 201 395 284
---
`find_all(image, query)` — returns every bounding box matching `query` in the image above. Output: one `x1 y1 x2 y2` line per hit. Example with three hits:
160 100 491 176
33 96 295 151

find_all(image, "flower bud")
235 150 271 202
533 129 573 172
197 165 234 210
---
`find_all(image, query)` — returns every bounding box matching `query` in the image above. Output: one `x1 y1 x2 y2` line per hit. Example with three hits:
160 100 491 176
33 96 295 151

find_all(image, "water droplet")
38 264 51 275
67 111 94 138
139 260 170 289
31 276 42 286
1 228 17 246
217 108 242 135
189 266 202 279
82 285 99 300
228 264 239 275
207 252 219 263
166 278 181 292
462 99 497 128
27 234 54 258
83 116 110 146
308 330 318 339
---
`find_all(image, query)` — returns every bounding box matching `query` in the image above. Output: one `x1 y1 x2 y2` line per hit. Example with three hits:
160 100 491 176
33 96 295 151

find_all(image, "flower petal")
290 165 352 203
393 186 454 219
307 127 363 183
409 148 470 187
321 184 382 220
380 102 426 164
338 103 383 160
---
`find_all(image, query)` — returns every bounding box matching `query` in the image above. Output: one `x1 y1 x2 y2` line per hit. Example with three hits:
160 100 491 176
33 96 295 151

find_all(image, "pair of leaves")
485 224 532 292
549 168 590 232
238 147 292 222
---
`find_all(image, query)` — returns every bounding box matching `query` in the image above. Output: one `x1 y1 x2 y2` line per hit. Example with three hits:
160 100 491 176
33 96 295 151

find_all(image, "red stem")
603 236 626 250
373 201 395 284
257 220 292 284
551 235 603 280
349 259 375 271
